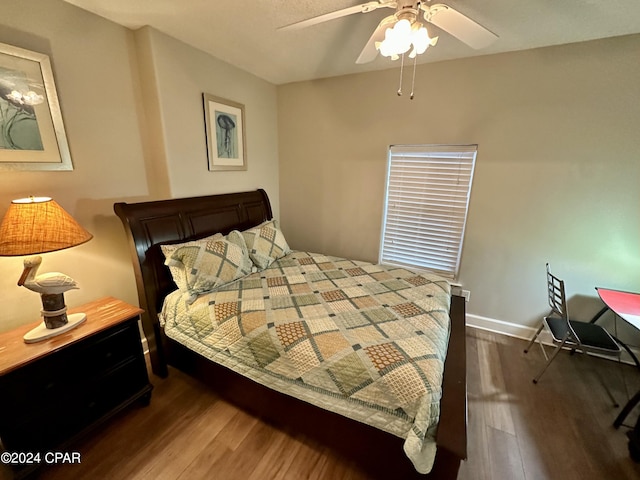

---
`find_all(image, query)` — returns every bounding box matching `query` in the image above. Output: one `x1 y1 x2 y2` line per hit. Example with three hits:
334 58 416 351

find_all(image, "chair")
524 264 621 387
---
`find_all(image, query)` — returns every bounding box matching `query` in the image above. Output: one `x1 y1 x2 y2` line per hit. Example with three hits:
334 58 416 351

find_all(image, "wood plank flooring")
4 328 640 479
460 329 640 480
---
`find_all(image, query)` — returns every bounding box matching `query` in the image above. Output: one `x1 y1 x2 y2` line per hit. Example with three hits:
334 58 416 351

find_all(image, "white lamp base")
23 313 87 344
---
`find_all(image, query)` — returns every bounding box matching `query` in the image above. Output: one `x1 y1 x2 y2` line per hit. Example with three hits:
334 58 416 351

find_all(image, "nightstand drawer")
83 356 149 423
0 352 79 411
75 319 142 374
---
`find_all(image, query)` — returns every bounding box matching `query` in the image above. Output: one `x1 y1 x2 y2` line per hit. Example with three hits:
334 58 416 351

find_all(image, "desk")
591 288 640 369
596 288 640 329
592 288 640 428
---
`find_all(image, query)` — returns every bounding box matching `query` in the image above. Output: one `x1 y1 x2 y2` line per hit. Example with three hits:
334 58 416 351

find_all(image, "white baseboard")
466 313 537 341
465 313 640 366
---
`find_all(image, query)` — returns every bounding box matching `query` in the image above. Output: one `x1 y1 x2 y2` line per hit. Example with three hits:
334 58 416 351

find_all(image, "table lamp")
0 197 92 343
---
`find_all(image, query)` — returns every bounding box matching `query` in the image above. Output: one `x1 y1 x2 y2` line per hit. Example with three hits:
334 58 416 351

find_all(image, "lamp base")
23 313 87 344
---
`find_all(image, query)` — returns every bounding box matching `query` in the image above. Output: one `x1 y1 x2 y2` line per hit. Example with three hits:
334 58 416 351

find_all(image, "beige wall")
0 1 280 332
136 28 280 215
277 35 640 337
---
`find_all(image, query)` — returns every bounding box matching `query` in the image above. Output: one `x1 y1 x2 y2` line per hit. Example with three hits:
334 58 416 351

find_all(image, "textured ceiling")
64 0 640 85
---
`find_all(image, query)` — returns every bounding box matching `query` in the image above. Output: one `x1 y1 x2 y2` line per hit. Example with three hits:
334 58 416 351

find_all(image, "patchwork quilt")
160 251 451 473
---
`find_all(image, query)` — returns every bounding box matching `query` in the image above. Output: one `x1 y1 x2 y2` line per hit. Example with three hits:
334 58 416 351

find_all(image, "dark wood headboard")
114 189 272 376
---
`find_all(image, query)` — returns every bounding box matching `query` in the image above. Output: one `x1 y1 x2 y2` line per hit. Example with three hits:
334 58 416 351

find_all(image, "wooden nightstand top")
0 296 143 376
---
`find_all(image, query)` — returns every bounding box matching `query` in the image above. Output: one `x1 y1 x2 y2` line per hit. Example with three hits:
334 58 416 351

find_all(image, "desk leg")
589 306 610 324
609 334 640 370
611 332 640 427
576 306 611 357
589 307 640 370
615 390 640 428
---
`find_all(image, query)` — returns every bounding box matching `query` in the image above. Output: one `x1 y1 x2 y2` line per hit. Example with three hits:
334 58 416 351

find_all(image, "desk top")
596 288 640 330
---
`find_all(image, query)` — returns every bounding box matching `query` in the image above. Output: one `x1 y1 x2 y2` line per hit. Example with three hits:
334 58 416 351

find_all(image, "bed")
114 189 466 479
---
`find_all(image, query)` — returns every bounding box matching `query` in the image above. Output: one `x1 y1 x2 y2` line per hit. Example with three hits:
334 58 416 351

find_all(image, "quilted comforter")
160 251 451 473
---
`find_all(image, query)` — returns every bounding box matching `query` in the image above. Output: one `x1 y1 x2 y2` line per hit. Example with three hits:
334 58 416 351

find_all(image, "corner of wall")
129 26 172 199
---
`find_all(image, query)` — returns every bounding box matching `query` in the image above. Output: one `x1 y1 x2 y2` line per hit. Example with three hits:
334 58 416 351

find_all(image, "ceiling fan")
279 1 498 64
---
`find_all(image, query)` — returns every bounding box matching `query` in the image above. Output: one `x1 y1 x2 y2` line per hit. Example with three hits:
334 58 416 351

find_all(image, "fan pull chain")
410 54 418 100
397 53 405 96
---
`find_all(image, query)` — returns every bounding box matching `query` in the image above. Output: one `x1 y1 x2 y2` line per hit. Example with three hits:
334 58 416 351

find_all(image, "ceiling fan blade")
356 15 396 64
279 1 396 31
425 4 497 49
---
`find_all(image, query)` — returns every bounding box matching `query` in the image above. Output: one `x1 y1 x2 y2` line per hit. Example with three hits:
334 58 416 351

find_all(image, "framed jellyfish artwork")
203 93 247 171
0 42 73 171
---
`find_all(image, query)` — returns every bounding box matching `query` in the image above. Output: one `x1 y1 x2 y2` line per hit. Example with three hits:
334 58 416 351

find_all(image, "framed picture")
0 42 72 171
203 93 247 171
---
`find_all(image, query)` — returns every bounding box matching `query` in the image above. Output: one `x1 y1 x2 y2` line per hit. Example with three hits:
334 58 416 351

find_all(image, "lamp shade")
0 197 92 256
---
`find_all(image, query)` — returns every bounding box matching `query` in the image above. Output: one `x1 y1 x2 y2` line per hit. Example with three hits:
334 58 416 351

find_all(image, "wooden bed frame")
114 189 467 479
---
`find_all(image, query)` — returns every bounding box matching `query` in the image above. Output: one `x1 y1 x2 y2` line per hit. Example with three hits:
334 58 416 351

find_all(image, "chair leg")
533 343 564 384
524 323 545 354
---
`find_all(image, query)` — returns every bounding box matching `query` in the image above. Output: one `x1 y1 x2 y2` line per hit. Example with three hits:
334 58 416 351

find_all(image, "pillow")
162 231 252 295
241 219 291 270
160 233 223 290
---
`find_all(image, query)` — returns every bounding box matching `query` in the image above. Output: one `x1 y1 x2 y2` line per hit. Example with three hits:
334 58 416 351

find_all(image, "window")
379 144 477 280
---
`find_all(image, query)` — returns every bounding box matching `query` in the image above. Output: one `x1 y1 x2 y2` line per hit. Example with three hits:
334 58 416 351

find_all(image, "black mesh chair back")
545 264 579 344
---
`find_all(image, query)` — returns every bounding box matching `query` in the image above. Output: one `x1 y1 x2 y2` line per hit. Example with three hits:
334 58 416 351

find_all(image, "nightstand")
0 297 152 476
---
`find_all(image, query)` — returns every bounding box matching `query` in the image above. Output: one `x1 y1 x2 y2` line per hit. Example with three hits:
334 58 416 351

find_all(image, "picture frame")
0 42 72 171
203 93 247 171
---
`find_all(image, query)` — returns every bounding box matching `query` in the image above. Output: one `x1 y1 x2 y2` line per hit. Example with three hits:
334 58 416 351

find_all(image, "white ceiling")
64 0 640 85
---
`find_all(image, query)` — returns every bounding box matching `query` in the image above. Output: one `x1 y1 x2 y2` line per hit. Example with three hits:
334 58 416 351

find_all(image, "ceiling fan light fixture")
377 14 437 61
409 24 429 57
394 17 412 35
377 18 413 58
409 24 438 58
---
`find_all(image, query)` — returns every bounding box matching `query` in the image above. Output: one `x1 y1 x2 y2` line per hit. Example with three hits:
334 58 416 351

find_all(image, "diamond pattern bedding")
160 251 451 473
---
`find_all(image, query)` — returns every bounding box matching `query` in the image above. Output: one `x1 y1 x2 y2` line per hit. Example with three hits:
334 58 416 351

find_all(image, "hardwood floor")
460 329 640 480
4 328 640 479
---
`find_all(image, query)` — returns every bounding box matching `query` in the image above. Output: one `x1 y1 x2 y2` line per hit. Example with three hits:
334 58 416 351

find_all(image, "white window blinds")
379 144 477 280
